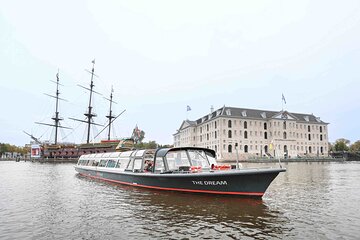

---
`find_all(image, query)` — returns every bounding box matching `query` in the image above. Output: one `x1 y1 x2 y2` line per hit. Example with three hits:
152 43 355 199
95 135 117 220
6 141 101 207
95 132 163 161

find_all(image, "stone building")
173 106 329 161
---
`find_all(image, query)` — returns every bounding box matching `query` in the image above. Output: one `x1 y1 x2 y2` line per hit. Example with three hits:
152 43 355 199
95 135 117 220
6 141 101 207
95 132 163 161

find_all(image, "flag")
92 59 95 64
282 94 286 104
187 105 191 111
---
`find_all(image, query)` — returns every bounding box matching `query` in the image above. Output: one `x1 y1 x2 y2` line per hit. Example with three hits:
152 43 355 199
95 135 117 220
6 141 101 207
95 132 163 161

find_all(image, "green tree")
0 143 28 155
350 140 360 152
333 138 350 151
134 140 158 149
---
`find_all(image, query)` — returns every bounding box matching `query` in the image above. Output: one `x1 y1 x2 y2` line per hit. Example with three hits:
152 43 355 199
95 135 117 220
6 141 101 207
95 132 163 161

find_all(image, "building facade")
173 106 329 161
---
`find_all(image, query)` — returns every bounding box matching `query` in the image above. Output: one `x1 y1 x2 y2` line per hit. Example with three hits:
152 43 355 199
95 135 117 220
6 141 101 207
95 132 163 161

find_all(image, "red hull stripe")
79 173 264 197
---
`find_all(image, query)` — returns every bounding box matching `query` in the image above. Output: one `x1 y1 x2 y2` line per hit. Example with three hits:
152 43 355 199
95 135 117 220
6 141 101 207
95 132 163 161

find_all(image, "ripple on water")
1 161 360 239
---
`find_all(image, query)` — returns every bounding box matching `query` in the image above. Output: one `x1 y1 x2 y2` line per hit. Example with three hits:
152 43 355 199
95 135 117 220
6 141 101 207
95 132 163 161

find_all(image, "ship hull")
75 166 285 197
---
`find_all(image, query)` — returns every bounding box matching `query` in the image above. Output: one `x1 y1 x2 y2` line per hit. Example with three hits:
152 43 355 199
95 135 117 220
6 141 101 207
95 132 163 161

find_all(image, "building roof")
193 106 328 125
174 106 328 134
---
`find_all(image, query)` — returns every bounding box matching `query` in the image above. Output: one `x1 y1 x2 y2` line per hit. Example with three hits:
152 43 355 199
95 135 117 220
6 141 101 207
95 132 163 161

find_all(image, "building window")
215 121 217 129
308 126 311 132
228 130 232 138
200 127 202 134
228 145 232 153
308 134 311 141
244 131 248 139
244 121 248 129
320 146 323 154
283 121 286 130
207 134 209 141
283 132 287 139
228 120 232 128
264 132 268 139
264 122 267 130
309 146 312 153
244 145 248 153
320 126 323 133
207 124 209 131
215 145 217 152
215 131 217 139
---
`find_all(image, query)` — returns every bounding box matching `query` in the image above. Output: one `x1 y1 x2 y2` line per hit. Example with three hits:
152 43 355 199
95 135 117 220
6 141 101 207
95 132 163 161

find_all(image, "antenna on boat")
35 70 71 144
70 59 103 144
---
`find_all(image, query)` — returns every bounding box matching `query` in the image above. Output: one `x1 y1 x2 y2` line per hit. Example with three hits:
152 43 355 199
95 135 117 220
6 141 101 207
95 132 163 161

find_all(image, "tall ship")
27 61 133 160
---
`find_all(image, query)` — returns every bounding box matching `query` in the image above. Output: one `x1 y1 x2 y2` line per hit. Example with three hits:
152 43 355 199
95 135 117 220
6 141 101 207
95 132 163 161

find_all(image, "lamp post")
235 143 240 170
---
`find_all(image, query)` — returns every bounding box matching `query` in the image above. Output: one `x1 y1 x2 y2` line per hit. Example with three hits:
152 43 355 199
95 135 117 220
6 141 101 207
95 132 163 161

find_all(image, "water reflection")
1 162 359 240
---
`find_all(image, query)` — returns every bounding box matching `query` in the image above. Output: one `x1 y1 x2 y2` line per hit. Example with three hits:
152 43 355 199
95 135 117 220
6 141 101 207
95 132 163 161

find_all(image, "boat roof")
79 147 215 160
156 147 216 158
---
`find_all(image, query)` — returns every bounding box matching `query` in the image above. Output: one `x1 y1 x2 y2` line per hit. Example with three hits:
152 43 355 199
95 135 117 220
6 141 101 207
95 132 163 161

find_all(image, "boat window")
109 152 122 158
188 150 210 168
205 152 217 165
106 159 117 168
116 157 130 170
115 160 121 168
133 158 142 171
154 157 165 172
126 158 134 171
135 150 145 157
165 150 190 171
99 159 107 167
87 160 94 166
120 151 134 157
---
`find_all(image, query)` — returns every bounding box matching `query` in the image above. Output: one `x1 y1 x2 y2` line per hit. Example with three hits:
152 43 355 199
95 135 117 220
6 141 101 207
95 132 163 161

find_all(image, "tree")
350 140 360 152
0 143 28 155
333 138 350 151
134 140 158 149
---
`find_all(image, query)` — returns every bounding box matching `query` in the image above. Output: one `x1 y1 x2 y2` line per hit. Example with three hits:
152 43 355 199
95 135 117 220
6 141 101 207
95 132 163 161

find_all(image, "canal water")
0 161 359 239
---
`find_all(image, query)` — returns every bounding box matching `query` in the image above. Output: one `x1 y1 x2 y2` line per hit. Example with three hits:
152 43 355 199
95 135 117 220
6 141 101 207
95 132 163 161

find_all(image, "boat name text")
192 180 227 185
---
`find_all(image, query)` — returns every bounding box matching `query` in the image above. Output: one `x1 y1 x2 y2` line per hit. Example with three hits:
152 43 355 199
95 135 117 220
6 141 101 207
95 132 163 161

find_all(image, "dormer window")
261 112 266 119
241 110 247 117
304 116 309 122
216 110 221 116
316 117 321 122
226 109 231 116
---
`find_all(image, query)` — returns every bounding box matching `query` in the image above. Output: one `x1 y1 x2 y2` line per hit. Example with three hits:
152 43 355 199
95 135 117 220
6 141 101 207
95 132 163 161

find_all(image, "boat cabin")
77 147 217 173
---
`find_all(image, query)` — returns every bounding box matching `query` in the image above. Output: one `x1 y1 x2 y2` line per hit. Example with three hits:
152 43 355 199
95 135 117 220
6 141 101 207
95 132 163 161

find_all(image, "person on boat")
144 160 154 172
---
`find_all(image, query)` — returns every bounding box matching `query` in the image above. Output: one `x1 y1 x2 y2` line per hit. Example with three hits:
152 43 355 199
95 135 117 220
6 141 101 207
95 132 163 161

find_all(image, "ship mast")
85 60 96 143
35 70 70 144
70 60 102 144
53 71 61 144
105 87 116 140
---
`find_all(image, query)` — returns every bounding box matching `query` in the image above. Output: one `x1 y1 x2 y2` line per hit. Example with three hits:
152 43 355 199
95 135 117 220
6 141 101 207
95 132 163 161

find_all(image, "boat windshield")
165 150 190 171
188 150 210 168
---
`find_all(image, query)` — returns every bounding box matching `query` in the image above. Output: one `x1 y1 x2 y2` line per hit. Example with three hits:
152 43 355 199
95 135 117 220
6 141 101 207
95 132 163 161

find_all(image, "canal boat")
75 147 286 197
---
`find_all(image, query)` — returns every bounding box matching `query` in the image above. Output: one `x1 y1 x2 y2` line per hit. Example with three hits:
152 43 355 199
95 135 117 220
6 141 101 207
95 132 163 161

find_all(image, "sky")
0 0 360 146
